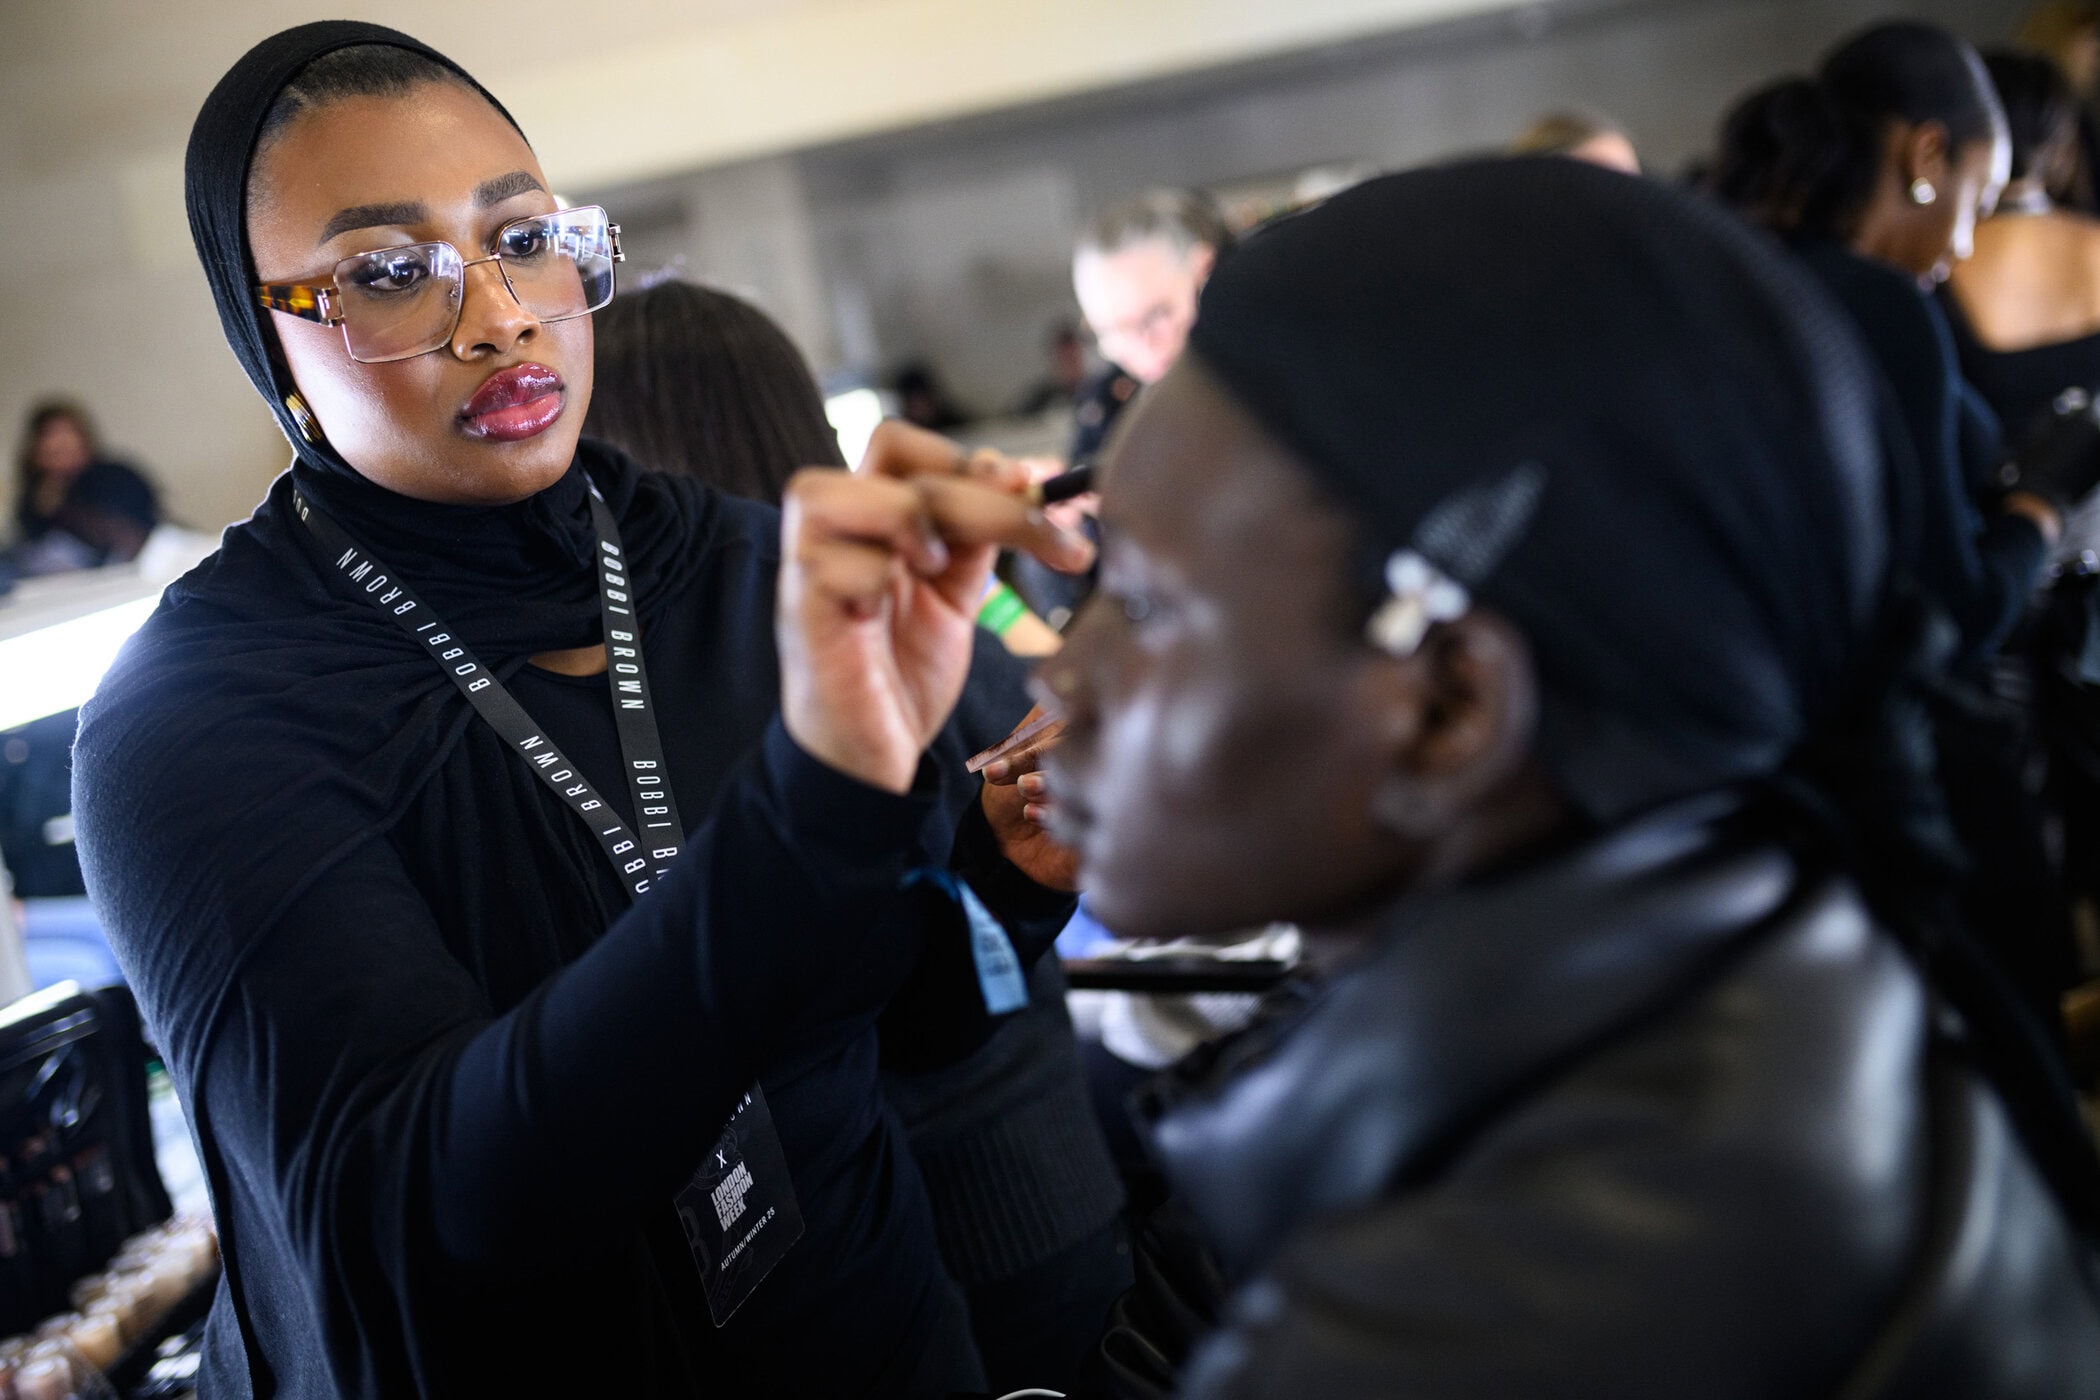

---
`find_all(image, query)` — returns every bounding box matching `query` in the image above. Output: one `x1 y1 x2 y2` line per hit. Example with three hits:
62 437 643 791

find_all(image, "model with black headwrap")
71 20 1109 1400
1038 158 2100 1397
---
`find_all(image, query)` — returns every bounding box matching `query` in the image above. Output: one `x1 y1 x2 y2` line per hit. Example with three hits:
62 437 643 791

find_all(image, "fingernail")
1018 772 1046 796
1023 803 1048 824
983 758 1011 781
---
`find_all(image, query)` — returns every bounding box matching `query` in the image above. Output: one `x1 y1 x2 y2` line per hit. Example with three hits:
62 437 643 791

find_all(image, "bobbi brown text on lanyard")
294 479 1030 1019
292 481 681 900
293 483 820 1324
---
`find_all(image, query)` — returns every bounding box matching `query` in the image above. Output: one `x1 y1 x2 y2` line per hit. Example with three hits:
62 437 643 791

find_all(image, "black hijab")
73 22 718 1073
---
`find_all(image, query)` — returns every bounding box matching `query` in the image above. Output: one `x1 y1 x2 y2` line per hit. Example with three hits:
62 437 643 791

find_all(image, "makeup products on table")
0 1216 218 1395
0 986 180 1339
7 1337 116 1400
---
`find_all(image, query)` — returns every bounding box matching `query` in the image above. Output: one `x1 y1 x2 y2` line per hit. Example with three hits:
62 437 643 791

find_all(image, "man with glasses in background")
1069 188 1231 461
1010 190 1232 632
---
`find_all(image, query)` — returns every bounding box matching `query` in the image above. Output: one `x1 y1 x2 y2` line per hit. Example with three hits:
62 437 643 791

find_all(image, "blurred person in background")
1011 190 1230 631
1713 21 2055 667
2021 1 2100 209
10 400 159 572
1057 157 2100 1400
1714 20 2100 1041
1947 50 2100 436
1949 48 2100 1044
1014 320 1090 417
1071 189 1231 395
1509 108 1642 173
894 360 969 431
582 278 846 507
586 276 1112 1388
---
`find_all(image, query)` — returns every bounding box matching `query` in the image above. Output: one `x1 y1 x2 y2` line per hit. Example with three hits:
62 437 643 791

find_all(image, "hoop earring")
1909 178 1937 206
284 392 321 444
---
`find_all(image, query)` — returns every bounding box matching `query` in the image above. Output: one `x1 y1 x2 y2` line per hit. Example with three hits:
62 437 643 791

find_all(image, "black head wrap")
185 20 523 464
1190 157 1887 821
73 23 720 1074
1186 157 2100 1238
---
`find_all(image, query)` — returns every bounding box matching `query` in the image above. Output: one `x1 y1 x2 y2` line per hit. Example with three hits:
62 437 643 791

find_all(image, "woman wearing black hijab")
1041 159 2100 1396
71 22 1097 1400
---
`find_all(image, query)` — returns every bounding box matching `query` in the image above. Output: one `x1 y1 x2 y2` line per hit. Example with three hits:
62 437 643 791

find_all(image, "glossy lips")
460 363 564 442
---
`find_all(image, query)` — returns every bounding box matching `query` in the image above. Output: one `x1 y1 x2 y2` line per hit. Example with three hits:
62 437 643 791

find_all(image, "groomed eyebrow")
313 173 544 247
475 170 545 206
317 201 425 246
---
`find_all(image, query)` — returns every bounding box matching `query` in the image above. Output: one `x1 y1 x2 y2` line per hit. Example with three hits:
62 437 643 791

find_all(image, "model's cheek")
1100 662 1265 847
1077 690 1204 927
1081 678 1294 938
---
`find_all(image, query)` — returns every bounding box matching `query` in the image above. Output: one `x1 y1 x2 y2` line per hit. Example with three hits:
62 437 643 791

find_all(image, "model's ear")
1899 119 1954 191
1365 609 1539 840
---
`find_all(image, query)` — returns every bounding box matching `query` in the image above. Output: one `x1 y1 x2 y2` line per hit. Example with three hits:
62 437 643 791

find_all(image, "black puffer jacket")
1105 794 2100 1398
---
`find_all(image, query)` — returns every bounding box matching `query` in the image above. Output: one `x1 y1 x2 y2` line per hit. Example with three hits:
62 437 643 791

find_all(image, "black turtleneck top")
85 478 1088 1399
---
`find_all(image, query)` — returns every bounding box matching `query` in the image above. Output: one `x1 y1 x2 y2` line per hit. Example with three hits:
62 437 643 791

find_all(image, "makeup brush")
965 711 1063 774
1026 462 1095 507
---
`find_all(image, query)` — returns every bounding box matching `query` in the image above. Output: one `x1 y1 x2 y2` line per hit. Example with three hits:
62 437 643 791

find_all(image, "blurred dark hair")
1712 21 2005 239
1985 48 2080 182
583 280 844 507
16 398 98 509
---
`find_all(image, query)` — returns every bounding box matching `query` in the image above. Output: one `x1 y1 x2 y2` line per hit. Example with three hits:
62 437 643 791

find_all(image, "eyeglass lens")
330 208 618 364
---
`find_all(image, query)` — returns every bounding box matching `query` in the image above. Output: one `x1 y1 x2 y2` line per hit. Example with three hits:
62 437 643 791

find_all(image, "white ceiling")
0 0 1525 190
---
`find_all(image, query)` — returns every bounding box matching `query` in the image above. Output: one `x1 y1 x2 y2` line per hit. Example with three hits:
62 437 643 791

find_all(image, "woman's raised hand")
778 420 1094 793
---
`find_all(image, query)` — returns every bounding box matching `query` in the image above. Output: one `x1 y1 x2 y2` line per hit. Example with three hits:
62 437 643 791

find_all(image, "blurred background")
0 0 2016 536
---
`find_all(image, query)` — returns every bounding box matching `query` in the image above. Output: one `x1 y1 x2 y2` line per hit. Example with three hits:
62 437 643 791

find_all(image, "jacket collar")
1140 792 1809 1279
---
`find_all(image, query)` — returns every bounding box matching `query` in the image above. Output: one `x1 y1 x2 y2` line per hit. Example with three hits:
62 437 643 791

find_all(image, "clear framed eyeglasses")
256 206 623 364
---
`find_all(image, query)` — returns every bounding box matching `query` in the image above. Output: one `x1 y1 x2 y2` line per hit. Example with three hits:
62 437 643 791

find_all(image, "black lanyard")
294 481 1030 1021
293 484 683 902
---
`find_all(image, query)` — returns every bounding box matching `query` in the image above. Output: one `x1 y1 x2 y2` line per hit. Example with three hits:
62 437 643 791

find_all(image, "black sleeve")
195 721 947 1294
1876 382 2046 665
1840 270 2045 663
878 800 1079 1073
